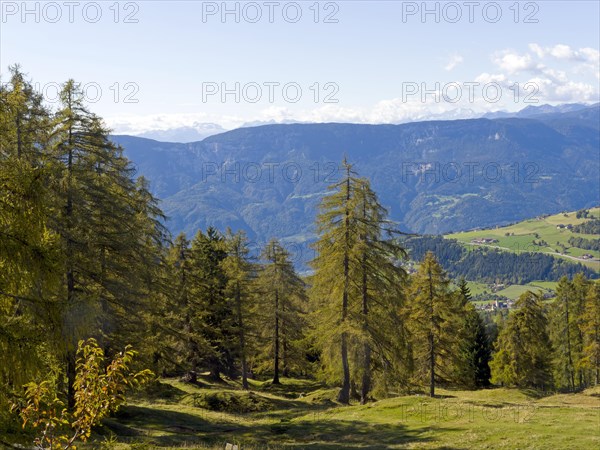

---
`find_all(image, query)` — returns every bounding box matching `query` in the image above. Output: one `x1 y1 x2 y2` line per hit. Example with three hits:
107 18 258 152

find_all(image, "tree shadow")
104 404 459 449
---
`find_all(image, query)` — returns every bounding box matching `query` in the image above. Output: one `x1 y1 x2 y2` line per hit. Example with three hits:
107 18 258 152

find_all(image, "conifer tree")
408 252 458 397
189 227 237 380
221 229 255 389
0 66 59 416
490 291 553 389
581 282 600 386
454 279 491 388
254 239 307 384
549 277 583 391
49 80 166 407
310 159 408 403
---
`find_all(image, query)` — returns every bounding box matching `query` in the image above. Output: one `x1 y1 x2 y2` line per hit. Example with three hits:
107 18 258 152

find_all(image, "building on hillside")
471 238 499 245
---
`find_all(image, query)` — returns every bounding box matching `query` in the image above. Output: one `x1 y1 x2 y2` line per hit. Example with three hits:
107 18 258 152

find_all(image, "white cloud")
106 44 599 133
528 43 545 59
549 44 574 59
492 51 538 74
444 54 464 71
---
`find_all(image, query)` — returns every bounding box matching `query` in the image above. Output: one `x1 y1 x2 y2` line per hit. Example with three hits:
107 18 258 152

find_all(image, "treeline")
404 236 597 284
572 219 600 235
1 68 600 436
568 236 600 252
491 276 600 390
0 67 175 429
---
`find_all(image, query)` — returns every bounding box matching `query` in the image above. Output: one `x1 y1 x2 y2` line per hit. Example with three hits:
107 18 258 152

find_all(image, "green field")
11 376 591 450
447 207 600 271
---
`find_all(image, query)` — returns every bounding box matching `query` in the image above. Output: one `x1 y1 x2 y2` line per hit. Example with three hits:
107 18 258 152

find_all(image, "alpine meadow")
1 1 600 449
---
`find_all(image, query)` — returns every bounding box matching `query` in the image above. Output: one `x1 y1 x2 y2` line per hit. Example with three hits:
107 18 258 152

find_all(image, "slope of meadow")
447 207 600 271
21 376 594 450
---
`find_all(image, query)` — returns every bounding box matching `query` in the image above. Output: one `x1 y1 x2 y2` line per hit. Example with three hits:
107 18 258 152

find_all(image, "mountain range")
120 103 598 144
111 104 600 264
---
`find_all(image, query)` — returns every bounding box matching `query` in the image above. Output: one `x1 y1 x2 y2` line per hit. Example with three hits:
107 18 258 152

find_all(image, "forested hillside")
111 105 599 249
404 235 597 284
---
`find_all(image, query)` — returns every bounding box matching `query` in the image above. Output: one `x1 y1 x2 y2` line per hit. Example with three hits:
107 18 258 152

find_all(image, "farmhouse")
471 238 499 245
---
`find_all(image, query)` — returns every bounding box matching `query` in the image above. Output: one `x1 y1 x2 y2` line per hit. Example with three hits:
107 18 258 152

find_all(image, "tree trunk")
235 281 249 390
282 301 289 378
565 295 575 392
429 332 435 398
272 289 281 384
428 267 435 398
360 241 370 405
337 171 352 404
337 334 350 404
67 349 76 409
65 104 76 410
361 344 371 404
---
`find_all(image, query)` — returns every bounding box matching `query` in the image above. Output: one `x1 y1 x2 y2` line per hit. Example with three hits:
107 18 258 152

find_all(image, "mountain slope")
111 106 600 260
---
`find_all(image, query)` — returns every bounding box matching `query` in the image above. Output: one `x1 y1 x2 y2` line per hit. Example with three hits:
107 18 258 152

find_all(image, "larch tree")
310 159 408 404
49 80 166 407
490 291 553 389
221 229 255 389
581 282 600 386
408 251 458 397
189 227 238 381
0 66 59 417
549 277 583 391
254 239 307 384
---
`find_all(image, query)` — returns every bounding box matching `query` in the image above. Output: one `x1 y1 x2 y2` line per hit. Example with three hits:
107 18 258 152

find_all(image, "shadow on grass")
256 378 326 398
102 404 461 449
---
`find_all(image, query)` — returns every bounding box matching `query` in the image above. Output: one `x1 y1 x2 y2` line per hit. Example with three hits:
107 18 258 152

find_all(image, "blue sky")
2 1 599 133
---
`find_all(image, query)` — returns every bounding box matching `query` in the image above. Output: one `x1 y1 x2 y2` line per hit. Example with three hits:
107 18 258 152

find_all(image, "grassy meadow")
446 207 600 271
5 375 593 450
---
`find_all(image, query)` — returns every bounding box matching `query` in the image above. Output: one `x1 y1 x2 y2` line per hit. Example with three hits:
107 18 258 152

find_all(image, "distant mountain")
482 103 595 119
112 105 600 265
136 123 226 143
126 104 598 144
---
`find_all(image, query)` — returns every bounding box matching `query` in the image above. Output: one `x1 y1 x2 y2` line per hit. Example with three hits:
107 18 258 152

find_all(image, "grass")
36 375 595 450
447 207 600 271
467 280 557 302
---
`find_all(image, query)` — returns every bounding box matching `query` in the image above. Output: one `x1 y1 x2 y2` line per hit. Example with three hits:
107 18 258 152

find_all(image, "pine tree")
164 233 204 379
310 160 359 403
572 273 591 387
549 277 583 391
490 291 553 389
1 70 168 418
353 179 408 403
454 279 491 388
310 159 408 403
408 252 458 397
581 282 600 386
221 229 255 389
0 66 59 417
189 227 237 380
49 80 167 407
254 239 307 384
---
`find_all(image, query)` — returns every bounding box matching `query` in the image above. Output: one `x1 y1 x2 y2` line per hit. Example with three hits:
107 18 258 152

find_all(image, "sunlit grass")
70 376 600 449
